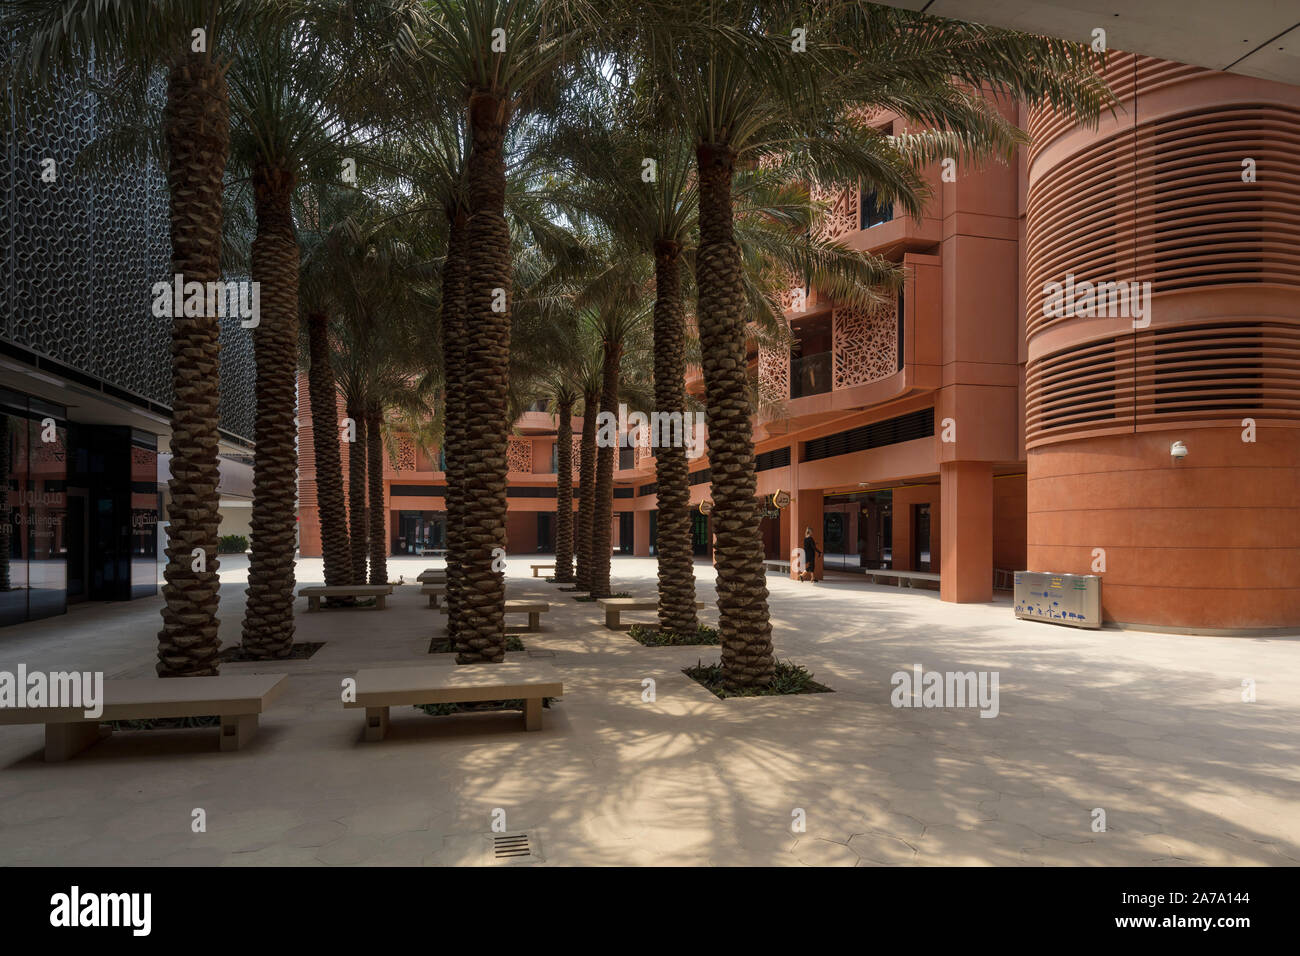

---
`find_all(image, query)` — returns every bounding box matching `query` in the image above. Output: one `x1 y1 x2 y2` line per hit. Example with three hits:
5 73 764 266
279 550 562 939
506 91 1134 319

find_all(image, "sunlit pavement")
1 554 1296 866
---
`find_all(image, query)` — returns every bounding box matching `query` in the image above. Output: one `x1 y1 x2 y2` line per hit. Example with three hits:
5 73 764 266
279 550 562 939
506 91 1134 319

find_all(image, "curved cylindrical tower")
1025 54 1300 631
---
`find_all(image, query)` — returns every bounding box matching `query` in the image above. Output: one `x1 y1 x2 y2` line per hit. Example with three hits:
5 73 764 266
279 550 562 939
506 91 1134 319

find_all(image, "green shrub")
628 623 720 646
218 534 249 554
683 658 833 699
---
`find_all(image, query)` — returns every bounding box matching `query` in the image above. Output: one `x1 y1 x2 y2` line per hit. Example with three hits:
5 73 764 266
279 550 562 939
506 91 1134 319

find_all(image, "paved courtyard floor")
1 555 1297 866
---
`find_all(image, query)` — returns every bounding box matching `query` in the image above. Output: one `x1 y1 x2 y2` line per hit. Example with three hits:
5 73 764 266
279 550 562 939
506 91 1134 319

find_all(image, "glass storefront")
823 490 893 571
0 388 68 627
396 510 446 554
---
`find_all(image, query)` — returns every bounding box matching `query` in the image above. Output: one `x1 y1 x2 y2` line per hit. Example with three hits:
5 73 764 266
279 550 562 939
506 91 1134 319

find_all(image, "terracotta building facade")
297 53 1299 633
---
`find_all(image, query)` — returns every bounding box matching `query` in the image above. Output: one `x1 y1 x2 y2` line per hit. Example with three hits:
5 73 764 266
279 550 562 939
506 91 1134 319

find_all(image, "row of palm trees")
4 0 1108 689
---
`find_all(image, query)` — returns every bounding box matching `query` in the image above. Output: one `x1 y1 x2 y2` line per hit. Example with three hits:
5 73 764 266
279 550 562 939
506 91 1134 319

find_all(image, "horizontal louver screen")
1027 322 1300 445
755 447 791 471
802 409 934 462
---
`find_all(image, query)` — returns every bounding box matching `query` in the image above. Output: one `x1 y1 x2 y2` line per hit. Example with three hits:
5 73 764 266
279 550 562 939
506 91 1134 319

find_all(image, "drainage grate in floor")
494 833 531 859
484 830 544 865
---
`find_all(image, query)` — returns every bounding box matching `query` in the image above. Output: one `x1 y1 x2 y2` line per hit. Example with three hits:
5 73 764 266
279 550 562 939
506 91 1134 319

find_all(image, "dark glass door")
65 489 88 602
913 504 931 571
617 512 633 554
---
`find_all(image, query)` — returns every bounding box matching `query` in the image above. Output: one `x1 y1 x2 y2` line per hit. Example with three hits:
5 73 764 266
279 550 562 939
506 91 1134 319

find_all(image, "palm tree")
544 99 702 630
628 0 1108 688
574 382 599 592
1 0 291 676
575 262 653 597
395 0 597 663
305 310 352 589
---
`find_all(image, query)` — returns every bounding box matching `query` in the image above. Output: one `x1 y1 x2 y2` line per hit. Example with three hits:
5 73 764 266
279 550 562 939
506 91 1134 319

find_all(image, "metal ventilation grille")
1027 323 1300 446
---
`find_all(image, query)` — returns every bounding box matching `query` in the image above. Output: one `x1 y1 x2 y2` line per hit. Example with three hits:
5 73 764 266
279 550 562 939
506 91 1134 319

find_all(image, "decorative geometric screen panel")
832 300 899 390
758 342 791 405
507 437 532 473
1 72 257 444
775 267 805 314
394 437 416 471
811 182 860 243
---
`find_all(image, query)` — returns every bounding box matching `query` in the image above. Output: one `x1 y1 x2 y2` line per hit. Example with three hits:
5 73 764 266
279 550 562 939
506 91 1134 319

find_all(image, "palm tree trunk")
241 165 300 658
695 142 774 689
652 241 698 634
553 396 575 582
574 386 598 592
454 90 512 664
440 205 470 647
307 312 351 590
347 400 368 583
366 401 387 585
157 52 229 678
590 336 620 598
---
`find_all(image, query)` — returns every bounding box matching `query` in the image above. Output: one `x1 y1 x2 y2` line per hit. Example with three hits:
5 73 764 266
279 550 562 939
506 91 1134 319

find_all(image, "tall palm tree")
575 262 653 597
1 0 286 676
574 382 599 592
628 0 1108 688
545 100 702 630
395 0 596 663
305 310 352 589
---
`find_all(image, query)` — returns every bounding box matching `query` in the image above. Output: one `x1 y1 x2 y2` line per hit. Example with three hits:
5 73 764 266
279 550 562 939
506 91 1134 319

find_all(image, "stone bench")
530 564 554 578
0 673 288 761
421 584 446 608
438 601 550 631
599 598 705 629
417 569 447 584
344 664 562 737
299 584 393 611
863 569 941 588
763 559 791 573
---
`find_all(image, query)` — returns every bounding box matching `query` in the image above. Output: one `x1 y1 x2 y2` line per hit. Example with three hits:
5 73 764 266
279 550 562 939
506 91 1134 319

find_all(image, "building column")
634 510 651 557
940 460 993 602
790 488 823 578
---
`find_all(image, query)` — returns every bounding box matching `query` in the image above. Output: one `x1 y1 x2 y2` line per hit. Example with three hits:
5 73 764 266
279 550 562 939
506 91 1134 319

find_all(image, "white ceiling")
876 0 1300 85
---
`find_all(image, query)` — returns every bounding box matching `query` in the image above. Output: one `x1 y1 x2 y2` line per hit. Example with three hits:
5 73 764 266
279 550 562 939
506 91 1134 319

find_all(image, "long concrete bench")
0 674 288 761
763 559 791 573
862 569 940 588
417 569 447 584
421 584 446 608
344 664 562 737
530 564 554 578
599 598 705 629
299 584 393 611
438 601 550 631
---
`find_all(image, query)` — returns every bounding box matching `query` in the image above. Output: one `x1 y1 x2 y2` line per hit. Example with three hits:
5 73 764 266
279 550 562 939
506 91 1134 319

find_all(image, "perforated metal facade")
1 73 256 443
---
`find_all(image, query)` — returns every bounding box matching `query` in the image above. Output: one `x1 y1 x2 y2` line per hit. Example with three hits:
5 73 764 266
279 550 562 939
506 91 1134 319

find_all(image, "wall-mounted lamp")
1171 440 1188 462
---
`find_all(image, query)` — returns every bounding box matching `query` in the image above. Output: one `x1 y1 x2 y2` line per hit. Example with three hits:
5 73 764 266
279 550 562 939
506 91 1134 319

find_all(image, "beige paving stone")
0 554 1296 866
792 837 860 866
